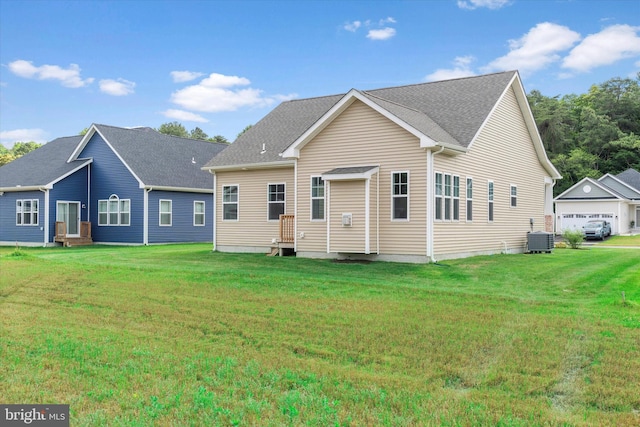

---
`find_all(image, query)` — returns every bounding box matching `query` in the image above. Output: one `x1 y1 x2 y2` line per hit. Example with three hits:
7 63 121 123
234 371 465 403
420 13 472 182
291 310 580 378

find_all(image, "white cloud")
170 72 294 113
483 22 581 76
562 25 640 72
379 17 396 25
457 0 511 10
367 27 396 41
344 20 361 32
7 60 94 88
161 109 209 123
0 128 48 146
170 70 205 83
99 78 136 96
425 56 477 81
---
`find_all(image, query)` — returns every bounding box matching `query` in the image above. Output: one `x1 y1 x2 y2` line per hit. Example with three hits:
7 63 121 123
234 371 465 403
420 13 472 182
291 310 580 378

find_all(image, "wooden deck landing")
54 221 93 247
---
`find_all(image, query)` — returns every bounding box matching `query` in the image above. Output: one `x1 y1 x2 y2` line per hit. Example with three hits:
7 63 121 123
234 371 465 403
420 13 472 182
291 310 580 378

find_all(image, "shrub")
563 228 585 249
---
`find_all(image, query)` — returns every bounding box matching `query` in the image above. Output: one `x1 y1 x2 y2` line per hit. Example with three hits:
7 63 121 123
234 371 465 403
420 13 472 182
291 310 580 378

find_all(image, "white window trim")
194 200 205 226
453 175 460 222
434 171 443 221
98 195 131 226
391 171 410 221
488 180 494 223
466 177 473 222
267 183 286 222
16 199 39 226
310 176 326 222
444 173 452 221
222 184 239 222
510 184 517 208
159 199 172 227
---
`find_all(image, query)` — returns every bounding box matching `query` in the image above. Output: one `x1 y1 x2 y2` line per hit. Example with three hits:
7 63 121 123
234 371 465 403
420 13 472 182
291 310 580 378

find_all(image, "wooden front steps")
54 221 93 247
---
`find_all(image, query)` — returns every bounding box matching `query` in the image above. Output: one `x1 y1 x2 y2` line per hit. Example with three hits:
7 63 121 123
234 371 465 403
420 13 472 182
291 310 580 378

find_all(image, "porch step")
267 247 279 257
55 237 93 247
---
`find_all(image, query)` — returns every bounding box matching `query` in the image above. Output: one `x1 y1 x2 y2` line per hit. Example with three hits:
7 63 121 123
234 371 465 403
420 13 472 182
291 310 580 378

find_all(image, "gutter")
39 187 49 247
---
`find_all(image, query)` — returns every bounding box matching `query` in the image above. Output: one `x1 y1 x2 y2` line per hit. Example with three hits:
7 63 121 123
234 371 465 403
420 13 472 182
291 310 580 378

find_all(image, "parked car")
582 220 612 240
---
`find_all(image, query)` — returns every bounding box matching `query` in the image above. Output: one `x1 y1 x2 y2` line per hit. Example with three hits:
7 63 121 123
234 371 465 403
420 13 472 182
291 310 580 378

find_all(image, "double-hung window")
311 177 325 220
392 172 409 220
466 178 473 221
16 199 39 226
510 185 517 207
453 176 460 221
98 195 130 226
268 183 285 221
488 181 494 222
444 174 452 220
435 172 443 220
194 201 205 226
159 200 172 226
222 185 238 220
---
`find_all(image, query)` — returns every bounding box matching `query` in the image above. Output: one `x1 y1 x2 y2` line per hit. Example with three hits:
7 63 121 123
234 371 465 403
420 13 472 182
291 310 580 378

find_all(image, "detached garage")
554 169 640 236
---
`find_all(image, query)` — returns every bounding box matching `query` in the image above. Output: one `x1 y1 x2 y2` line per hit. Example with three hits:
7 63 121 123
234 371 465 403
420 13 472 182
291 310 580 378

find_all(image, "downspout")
365 177 370 254
426 146 445 263
293 160 298 252
87 163 91 223
40 188 49 247
144 187 152 245
212 172 216 251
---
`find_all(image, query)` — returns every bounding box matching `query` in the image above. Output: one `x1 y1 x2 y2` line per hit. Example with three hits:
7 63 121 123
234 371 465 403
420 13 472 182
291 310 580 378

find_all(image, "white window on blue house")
311 176 325 221
268 183 286 221
98 195 130 226
194 201 205 226
16 199 39 226
160 199 172 226
222 185 239 221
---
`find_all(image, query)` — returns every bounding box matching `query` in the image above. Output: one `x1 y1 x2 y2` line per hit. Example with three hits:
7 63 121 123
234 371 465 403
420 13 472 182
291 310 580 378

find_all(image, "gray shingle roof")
1 125 228 191
203 71 516 170
0 135 85 188
616 168 640 192
92 124 227 189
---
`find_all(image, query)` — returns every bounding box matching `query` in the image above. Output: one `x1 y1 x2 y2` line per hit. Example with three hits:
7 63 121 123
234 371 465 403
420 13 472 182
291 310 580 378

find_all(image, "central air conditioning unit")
342 213 352 227
527 231 554 253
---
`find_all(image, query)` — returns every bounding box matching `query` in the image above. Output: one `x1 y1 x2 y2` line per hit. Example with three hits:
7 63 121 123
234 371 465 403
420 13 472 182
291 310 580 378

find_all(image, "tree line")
2 75 638 193
527 74 640 195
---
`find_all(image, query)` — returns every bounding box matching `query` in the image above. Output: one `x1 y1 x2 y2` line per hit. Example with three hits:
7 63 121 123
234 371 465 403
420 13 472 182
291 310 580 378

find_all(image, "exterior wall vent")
342 213 352 227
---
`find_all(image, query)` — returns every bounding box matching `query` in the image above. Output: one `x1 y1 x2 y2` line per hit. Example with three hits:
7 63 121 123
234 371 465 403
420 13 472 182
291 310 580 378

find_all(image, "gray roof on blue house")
0 135 86 188
1 125 228 191
90 124 227 189
204 71 516 170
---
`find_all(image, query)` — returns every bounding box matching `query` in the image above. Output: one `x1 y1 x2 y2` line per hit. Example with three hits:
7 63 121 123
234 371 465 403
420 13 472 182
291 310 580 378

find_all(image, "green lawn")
599 234 640 246
1 245 638 426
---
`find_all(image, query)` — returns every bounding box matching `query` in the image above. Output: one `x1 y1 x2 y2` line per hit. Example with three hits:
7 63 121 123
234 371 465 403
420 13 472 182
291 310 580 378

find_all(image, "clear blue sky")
1 0 639 147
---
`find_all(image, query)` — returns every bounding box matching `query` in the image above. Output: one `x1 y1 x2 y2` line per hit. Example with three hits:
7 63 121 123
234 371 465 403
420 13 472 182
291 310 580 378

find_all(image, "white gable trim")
598 173 640 197
46 159 93 188
280 90 436 159
467 72 561 180
67 124 145 188
554 177 624 201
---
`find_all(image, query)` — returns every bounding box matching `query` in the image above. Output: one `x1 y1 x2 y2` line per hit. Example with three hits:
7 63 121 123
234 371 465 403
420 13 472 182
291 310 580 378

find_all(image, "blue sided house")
0 124 228 246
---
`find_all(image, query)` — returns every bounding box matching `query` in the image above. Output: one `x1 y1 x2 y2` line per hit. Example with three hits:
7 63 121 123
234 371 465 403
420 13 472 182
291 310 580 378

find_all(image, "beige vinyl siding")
328 180 366 253
433 86 550 258
215 167 294 250
296 100 427 256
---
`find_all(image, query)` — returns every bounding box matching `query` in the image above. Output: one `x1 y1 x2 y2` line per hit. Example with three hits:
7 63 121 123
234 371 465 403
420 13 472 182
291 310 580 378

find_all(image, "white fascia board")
468 72 562 180
202 160 295 172
599 173 640 196
322 166 380 181
143 185 213 194
0 185 49 192
46 159 93 187
67 124 97 162
554 177 623 201
281 90 428 159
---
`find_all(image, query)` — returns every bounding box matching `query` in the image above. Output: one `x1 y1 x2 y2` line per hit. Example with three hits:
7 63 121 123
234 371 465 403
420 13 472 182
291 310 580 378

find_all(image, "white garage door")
560 213 616 234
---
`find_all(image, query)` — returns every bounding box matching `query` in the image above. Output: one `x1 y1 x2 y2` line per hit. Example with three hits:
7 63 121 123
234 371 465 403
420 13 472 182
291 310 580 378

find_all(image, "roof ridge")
365 70 517 93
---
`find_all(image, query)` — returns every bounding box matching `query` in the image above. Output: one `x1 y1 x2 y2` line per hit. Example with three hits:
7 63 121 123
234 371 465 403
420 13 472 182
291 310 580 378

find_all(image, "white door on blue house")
57 201 80 236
